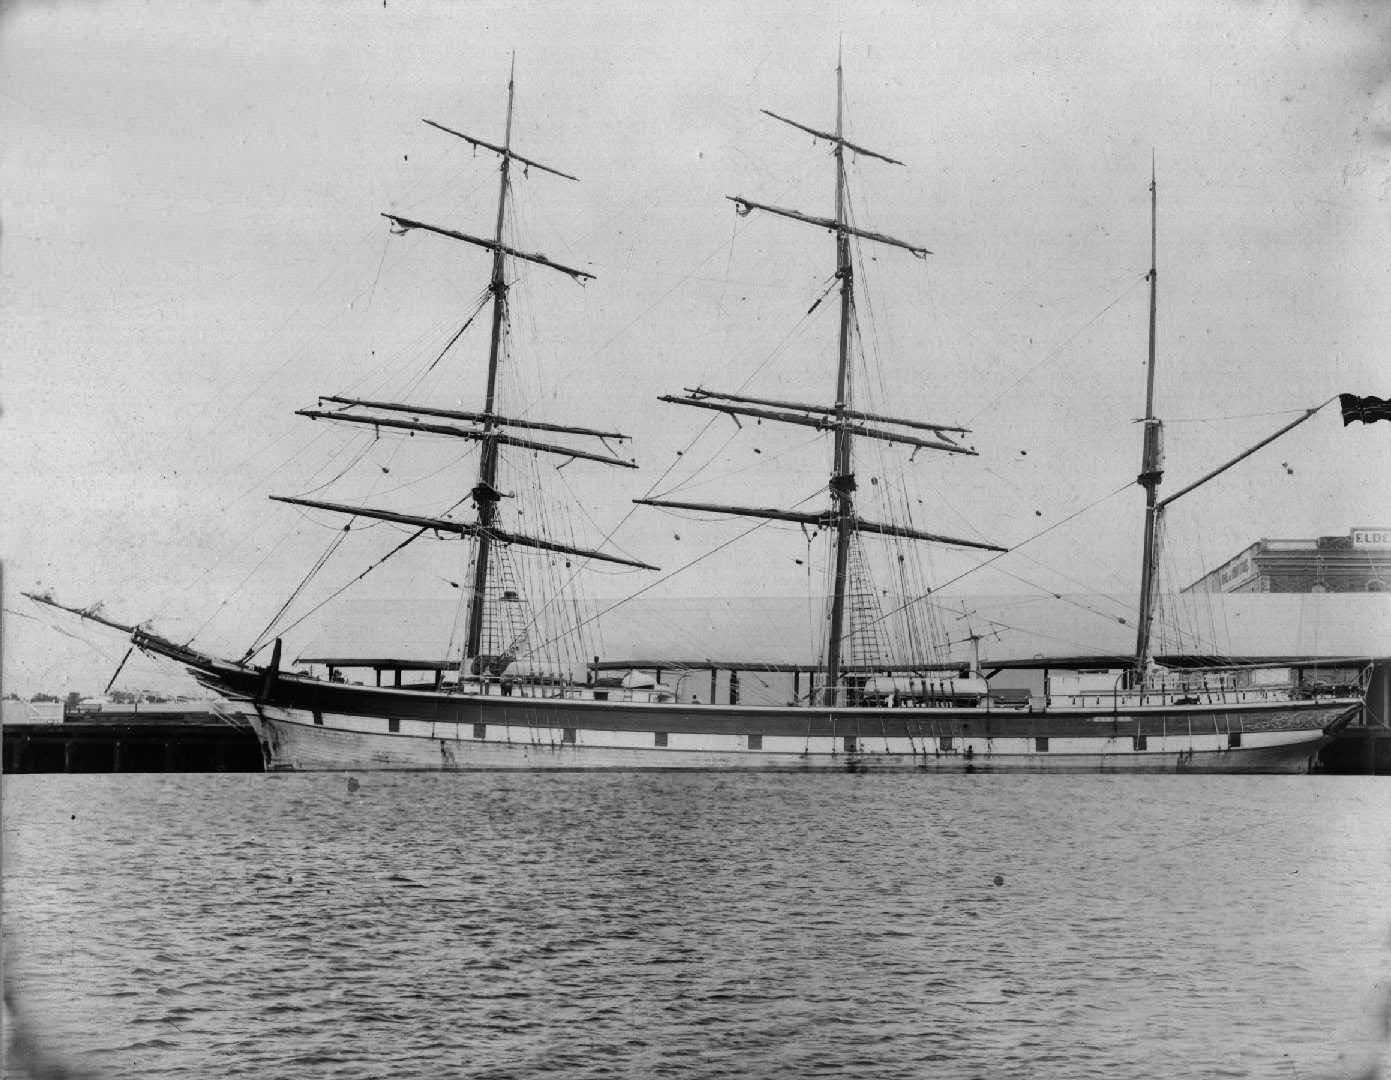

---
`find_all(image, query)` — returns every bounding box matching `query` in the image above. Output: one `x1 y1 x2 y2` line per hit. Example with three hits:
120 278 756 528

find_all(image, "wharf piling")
1318 723 1391 775
3 710 262 773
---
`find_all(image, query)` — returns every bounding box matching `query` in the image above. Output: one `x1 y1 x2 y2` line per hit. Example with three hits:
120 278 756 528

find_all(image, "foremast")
640 57 1004 705
275 62 655 678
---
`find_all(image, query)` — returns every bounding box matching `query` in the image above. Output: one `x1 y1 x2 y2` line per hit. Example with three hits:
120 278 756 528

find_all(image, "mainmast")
1133 165 1163 681
639 57 1005 707
465 60 518 662
825 54 858 708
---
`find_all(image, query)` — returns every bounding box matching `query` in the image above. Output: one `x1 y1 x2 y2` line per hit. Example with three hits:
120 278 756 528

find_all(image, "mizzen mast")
1130 166 1335 676
1133 165 1164 681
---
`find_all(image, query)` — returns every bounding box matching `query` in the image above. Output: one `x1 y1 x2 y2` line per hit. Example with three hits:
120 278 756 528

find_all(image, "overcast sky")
4 0 1390 695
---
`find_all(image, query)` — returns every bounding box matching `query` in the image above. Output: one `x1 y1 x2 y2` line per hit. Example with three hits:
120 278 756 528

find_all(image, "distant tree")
64 691 81 709
3 691 20 700
29 692 59 703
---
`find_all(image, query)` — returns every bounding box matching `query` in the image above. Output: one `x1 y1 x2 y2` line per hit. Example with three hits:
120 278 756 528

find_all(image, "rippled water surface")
4 773 1389 1078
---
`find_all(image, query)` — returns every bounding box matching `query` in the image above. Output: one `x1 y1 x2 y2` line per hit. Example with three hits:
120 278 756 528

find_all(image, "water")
3 774 1389 1079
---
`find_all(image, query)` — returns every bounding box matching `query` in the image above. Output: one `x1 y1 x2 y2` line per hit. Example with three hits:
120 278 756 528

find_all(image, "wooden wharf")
3 710 263 773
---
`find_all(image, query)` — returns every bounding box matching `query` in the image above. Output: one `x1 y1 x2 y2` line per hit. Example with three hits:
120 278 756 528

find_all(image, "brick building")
1184 528 1391 594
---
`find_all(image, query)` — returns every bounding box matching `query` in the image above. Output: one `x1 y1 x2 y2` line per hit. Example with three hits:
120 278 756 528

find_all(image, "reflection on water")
3 773 1389 1078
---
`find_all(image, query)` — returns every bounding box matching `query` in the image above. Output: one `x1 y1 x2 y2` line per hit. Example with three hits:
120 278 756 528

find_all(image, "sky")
3 0 1390 696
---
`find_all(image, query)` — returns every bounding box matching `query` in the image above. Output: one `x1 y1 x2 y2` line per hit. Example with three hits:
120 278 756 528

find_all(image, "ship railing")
443 671 581 699
1047 682 1306 711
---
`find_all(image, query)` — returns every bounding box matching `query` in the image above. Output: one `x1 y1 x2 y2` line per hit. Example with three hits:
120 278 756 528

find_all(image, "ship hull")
247 708 1336 773
220 670 1357 774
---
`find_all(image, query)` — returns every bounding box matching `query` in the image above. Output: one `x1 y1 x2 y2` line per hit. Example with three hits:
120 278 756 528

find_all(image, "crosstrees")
381 214 594 282
727 196 930 258
656 394 973 454
316 395 629 441
632 498 1006 553
680 386 971 436
420 118 580 182
294 408 638 469
759 108 906 166
270 497 658 571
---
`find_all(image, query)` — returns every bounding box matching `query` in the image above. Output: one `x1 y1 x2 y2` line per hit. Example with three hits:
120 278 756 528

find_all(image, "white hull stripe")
250 707 1331 773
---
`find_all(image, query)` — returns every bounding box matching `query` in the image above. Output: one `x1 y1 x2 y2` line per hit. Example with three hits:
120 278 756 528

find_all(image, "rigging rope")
1165 407 1315 424
188 527 302 644
296 437 381 497
855 479 1137 641
965 274 1147 427
527 487 827 658
242 525 432 663
243 526 351 661
416 292 493 383
981 560 1139 634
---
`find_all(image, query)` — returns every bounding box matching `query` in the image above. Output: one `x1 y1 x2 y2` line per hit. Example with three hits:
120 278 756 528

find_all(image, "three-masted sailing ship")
31 62 1364 772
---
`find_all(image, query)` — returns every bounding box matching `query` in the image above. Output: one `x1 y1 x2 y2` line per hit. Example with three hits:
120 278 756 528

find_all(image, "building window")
1228 732 1242 748
747 734 762 750
1035 737 1049 752
388 718 400 734
844 736 858 753
654 731 668 747
562 727 576 744
313 711 323 726
593 691 609 701
940 736 953 751
473 723 486 740
1133 735 1147 751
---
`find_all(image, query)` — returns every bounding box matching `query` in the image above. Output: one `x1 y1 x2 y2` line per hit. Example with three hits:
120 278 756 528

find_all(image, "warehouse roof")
295 592 1391 671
